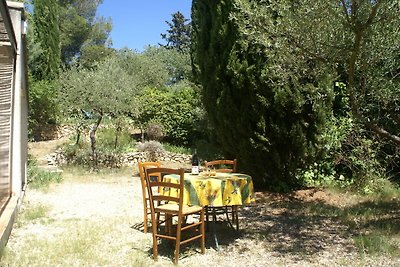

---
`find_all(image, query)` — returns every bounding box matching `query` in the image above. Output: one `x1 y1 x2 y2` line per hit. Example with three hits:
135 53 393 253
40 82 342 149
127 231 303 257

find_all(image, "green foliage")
96 127 135 153
63 142 92 166
31 0 61 81
137 82 205 145
63 126 134 168
288 1 400 186
160 11 191 52
192 0 335 190
162 143 190 155
58 2 91 65
27 157 63 189
60 55 138 117
79 44 115 69
28 78 60 138
146 123 165 141
79 16 114 68
116 48 170 90
58 0 112 66
142 46 192 84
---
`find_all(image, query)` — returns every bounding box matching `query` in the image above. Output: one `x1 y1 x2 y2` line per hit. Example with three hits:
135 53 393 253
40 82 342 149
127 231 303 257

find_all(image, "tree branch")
366 0 382 26
340 0 350 23
365 121 400 146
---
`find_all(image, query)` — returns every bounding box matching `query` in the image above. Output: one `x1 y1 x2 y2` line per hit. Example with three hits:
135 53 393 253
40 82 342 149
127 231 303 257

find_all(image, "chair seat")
155 203 203 215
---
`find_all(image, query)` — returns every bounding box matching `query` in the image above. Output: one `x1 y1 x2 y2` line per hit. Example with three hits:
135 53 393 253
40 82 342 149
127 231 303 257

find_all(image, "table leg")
212 206 219 250
224 205 239 231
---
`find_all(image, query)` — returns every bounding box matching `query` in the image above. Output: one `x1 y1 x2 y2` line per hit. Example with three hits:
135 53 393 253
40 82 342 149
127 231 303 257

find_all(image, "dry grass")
28 136 70 165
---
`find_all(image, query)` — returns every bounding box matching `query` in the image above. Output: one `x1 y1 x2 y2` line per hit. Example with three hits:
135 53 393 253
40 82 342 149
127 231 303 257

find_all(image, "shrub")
97 127 135 153
137 141 165 161
62 123 135 169
146 123 164 141
137 82 206 146
28 78 60 140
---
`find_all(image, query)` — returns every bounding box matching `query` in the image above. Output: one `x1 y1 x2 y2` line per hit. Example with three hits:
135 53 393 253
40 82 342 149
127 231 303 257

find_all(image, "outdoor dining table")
162 171 255 249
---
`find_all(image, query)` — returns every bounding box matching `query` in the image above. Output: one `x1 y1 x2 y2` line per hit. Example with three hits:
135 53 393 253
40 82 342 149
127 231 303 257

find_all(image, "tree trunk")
114 121 121 150
75 122 81 145
90 115 103 169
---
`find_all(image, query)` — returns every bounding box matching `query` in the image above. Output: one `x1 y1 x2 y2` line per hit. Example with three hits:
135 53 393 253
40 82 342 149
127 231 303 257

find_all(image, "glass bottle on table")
191 149 199 175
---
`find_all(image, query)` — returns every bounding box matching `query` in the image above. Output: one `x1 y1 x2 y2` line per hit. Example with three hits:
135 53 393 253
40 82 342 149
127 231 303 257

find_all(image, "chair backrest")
204 159 237 173
145 167 185 213
138 161 161 198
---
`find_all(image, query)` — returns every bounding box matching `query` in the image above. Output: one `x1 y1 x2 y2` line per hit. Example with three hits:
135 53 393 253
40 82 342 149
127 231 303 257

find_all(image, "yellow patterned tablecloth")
162 172 255 207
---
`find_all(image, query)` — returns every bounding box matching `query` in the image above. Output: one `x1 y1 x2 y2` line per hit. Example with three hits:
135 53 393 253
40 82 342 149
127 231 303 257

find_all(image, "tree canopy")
191 0 400 189
160 11 191 52
58 0 112 66
31 0 61 81
192 0 336 189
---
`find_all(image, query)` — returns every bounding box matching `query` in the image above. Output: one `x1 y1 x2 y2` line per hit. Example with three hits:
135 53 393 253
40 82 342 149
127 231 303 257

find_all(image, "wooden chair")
138 161 161 233
145 167 205 264
204 159 239 230
204 159 237 173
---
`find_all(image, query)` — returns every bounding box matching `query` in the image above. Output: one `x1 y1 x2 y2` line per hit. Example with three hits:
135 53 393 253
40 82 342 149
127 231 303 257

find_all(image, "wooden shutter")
0 45 14 210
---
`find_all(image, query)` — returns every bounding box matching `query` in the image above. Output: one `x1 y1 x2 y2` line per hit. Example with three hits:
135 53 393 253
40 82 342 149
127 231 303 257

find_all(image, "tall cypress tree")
191 0 334 190
32 0 61 81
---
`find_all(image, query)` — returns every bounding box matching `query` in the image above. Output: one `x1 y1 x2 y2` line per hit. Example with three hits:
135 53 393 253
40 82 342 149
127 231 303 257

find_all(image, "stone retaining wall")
46 150 191 167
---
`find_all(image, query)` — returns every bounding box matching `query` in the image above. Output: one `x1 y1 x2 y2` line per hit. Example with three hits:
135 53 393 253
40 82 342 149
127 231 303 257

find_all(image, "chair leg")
143 202 149 233
233 206 239 231
166 214 173 247
151 216 158 261
174 216 182 264
200 209 205 254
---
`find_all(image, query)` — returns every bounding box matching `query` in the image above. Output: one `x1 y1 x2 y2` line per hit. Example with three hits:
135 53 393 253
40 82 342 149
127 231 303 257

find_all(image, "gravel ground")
5 169 399 267
5 140 399 266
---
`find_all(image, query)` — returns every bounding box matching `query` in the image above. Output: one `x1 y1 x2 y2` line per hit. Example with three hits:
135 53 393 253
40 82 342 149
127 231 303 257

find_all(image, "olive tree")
60 55 138 168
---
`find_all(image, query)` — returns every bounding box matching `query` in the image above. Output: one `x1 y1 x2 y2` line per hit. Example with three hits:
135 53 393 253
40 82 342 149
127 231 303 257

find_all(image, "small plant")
27 158 63 189
354 234 400 256
22 204 48 221
137 141 165 161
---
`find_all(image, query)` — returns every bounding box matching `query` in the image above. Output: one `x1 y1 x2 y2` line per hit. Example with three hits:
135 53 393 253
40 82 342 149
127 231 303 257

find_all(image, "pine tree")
160 11 191 52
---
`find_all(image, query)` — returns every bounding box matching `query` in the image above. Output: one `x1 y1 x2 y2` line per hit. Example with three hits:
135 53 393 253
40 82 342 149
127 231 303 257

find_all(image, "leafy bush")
63 141 91 166
63 141 125 169
192 1 335 190
28 78 60 140
137 82 206 146
96 127 135 153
